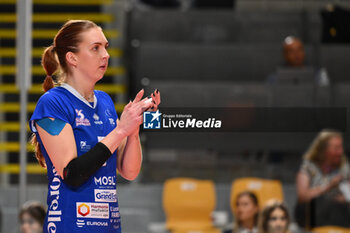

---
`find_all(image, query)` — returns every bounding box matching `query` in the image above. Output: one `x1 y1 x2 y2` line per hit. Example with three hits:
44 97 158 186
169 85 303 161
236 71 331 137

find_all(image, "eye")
92 46 99 51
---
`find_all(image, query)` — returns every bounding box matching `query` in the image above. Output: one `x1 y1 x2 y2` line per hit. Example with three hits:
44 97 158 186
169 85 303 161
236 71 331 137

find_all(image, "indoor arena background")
1 0 350 233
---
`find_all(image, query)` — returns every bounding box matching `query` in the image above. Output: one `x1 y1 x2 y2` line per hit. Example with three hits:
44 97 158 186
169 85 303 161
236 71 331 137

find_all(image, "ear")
66 51 78 67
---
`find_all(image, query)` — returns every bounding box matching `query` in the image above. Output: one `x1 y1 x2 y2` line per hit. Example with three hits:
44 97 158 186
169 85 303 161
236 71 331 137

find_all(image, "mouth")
99 65 107 70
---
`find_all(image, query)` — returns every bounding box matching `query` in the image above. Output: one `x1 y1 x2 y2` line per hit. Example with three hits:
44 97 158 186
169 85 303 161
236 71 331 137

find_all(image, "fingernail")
152 93 155 97
156 89 159 93
152 101 156 104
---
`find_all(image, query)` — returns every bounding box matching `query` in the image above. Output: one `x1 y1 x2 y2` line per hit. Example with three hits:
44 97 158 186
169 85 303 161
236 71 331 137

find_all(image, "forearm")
100 126 128 153
298 185 327 202
118 131 142 181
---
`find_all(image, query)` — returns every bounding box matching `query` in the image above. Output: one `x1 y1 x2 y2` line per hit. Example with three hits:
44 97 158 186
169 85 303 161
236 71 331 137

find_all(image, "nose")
103 47 110 60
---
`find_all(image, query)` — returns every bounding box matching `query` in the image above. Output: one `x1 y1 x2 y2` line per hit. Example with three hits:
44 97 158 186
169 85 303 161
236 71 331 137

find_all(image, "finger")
141 96 152 103
133 100 153 116
133 89 144 103
141 101 154 114
156 92 161 105
123 100 132 110
151 92 160 106
154 89 161 105
151 104 158 111
150 93 156 105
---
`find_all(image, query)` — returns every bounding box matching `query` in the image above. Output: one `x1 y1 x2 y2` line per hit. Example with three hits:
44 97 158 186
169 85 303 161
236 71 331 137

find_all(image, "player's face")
236 195 258 223
20 213 43 233
75 27 110 82
267 208 288 233
324 136 343 167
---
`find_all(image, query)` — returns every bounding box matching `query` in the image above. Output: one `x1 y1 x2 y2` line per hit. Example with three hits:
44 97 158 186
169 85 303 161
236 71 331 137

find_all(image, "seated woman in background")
259 200 290 233
224 191 259 233
295 129 350 228
19 201 46 233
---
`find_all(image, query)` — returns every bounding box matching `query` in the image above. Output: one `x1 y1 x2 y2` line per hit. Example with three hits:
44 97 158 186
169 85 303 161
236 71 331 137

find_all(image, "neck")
241 219 255 230
66 74 95 102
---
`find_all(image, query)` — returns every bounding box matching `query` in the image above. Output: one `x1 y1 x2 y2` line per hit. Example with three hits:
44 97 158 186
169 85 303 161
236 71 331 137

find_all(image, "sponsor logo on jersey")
86 221 108 227
47 168 62 233
76 202 109 219
94 189 117 202
94 176 116 186
75 109 91 126
80 141 91 151
111 211 120 218
109 118 115 126
110 206 120 218
93 113 103 125
77 203 90 217
76 219 85 228
105 109 112 117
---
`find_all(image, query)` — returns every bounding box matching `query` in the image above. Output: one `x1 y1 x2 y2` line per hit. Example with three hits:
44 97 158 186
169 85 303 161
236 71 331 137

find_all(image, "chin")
95 75 104 82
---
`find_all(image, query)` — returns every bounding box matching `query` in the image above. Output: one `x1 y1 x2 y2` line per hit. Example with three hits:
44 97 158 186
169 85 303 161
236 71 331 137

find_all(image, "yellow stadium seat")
172 228 222 233
163 178 217 231
230 177 283 211
312 226 350 233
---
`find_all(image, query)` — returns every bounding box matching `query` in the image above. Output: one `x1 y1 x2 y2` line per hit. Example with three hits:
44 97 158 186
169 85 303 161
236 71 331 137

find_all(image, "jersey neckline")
60 83 97 109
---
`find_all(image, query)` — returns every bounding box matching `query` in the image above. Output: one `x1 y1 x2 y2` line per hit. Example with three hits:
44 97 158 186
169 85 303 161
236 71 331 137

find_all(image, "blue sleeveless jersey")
29 84 121 233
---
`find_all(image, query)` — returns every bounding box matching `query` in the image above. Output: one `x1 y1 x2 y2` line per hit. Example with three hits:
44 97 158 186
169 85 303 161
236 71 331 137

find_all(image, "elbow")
62 159 86 188
297 192 311 203
119 169 140 181
297 195 308 203
123 174 138 181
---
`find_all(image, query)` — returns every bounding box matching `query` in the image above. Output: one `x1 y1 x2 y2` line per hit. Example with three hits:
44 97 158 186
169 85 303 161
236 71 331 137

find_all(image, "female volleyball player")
29 20 160 233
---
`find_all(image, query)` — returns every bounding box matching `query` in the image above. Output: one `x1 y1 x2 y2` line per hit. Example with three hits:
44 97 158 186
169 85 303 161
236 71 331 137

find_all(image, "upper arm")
296 171 311 197
36 120 77 178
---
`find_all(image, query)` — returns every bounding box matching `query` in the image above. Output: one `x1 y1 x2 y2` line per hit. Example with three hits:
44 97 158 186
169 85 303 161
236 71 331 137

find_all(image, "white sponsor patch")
94 189 117 203
76 202 109 219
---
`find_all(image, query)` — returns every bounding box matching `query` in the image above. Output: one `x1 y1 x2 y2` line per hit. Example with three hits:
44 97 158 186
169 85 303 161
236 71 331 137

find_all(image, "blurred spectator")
259 200 290 233
19 201 46 233
321 4 350 43
283 36 305 68
267 36 330 86
224 191 259 233
295 129 350 228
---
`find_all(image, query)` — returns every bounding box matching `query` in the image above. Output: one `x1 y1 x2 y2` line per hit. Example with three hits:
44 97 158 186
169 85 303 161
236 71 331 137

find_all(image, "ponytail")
41 45 58 92
31 134 46 168
32 45 59 168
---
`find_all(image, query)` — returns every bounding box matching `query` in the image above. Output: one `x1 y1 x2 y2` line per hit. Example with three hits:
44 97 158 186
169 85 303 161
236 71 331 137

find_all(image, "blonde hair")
303 129 346 167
